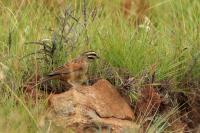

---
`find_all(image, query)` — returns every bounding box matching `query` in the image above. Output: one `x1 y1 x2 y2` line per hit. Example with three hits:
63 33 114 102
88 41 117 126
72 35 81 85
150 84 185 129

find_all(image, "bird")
41 51 99 88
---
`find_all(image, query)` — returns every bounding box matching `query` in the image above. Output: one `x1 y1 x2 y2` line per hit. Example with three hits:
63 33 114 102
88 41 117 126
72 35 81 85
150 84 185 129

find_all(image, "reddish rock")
46 79 138 132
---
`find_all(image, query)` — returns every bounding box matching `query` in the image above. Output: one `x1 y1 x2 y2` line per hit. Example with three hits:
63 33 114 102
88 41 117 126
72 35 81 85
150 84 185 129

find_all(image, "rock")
46 79 139 132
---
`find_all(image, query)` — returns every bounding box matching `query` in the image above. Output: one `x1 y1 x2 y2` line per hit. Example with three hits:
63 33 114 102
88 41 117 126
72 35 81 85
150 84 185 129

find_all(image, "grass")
0 0 200 132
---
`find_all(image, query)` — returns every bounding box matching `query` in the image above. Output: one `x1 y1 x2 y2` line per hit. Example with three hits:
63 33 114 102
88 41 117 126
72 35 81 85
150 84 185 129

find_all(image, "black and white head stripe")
82 51 99 59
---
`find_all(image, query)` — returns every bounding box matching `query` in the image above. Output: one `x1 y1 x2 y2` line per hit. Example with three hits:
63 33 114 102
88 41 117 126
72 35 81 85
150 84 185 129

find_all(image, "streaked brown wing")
48 62 83 76
48 65 68 76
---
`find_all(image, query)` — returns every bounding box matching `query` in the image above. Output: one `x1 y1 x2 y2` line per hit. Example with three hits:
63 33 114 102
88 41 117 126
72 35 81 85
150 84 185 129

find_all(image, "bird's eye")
87 56 96 60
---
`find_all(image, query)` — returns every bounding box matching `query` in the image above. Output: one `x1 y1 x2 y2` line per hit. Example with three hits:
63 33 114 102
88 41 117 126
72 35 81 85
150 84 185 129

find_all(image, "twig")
8 29 12 51
90 6 97 21
82 0 89 45
59 8 69 50
20 50 52 61
50 32 57 65
25 41 52 51
83 0 87 28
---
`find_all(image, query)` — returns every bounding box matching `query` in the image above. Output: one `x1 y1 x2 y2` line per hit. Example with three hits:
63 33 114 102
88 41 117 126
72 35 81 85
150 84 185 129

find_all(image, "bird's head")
81 51 99 61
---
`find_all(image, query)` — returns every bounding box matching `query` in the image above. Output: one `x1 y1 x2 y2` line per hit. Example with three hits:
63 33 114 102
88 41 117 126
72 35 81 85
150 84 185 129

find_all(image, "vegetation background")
0 0 199 132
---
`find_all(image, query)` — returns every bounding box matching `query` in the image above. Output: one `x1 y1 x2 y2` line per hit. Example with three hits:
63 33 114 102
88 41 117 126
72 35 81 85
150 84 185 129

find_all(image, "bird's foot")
69 82 82 89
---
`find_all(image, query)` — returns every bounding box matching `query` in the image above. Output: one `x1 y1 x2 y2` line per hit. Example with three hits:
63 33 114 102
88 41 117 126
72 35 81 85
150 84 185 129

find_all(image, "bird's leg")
68 80 81 89
85 80 89 86
82 75 89 86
